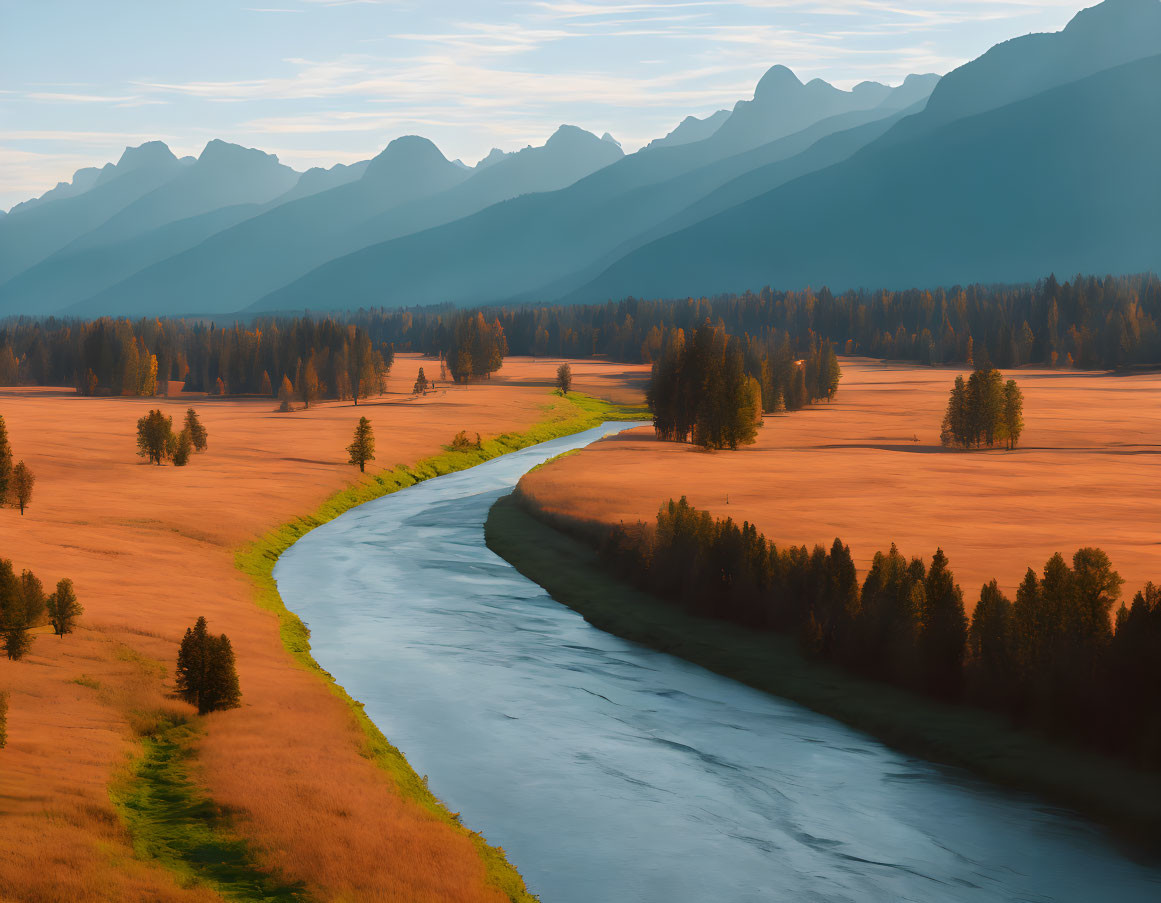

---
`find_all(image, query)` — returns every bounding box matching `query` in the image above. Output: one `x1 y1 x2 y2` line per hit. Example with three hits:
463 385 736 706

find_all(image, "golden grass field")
518 358 1160 604
0 355 647 902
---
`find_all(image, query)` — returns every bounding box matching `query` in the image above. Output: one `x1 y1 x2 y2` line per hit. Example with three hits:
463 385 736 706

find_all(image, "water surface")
275 424 1160 902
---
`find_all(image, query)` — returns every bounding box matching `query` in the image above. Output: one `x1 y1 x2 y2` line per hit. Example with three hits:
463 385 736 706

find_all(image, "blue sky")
1 1 1091 209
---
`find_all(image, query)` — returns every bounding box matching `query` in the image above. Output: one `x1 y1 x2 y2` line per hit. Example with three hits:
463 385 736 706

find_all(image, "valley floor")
0 355 648 902
517 358 1161 602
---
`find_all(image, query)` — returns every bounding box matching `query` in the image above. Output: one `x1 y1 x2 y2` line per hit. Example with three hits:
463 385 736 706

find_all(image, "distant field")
518 358 1161 603
0 354 647 902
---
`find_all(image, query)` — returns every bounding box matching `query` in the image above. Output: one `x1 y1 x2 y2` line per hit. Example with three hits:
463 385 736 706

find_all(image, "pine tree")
0 689 7 749
11 462 34 514
347 417 375 473
183 408 208 451
172 430 193 466
1002 379 1024 449
259 371 273 397
0 559 31 661
413 367 429 395
176 617 241 715
348 327 375 405
141 354 158 397
822 342 842 400
0 414 12 503
46 578 82 636
919 549 968 698
300 359 321 408
278 375 295 412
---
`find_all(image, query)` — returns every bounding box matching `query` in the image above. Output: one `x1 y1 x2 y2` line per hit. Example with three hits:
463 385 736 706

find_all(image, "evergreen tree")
136 410 173 464
175 617 241 715
919 549 968 698
299 359 321 408
259 370 273 397
46 578 82 636
0 560 31 661
172 430 193 466
0 689 7 749
347 417 375 473
183 408 208 451
413 367 429 395
347 326 375 405
969 580 1014 704
0 414 12 503
822 342 842 400
11 462 34 514
278 375 295 412
1002 379 1024 449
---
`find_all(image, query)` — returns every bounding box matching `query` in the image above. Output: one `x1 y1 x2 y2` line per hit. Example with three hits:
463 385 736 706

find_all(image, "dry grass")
0 354 649 902
517 358 1161 604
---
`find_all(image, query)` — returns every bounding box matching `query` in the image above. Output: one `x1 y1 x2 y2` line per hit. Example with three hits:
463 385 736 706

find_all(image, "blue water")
274 423 1161 902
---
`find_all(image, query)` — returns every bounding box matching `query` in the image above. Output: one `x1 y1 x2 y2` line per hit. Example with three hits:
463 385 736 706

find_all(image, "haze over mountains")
1 0 1158 319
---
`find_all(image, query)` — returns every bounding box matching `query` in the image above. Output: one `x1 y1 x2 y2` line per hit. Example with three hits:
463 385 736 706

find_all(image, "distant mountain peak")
601 132 621 148
753 64 804 99
546 124 600 146
1067 0 1161 30
197 139 287 171
115 141 177 172
475 148 509 170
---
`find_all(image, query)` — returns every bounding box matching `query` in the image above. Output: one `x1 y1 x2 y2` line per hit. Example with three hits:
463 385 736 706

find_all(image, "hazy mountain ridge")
2 0 1155 319
574 53 1161 302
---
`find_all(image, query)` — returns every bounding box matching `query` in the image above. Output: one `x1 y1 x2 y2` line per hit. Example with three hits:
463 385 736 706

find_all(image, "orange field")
518 358 1160 604
0 355 647 902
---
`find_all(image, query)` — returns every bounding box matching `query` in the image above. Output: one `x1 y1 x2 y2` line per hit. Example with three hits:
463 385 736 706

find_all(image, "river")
273 423 1160 902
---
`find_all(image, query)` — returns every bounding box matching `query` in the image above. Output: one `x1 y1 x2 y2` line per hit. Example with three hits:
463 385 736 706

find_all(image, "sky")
1 0 1093 210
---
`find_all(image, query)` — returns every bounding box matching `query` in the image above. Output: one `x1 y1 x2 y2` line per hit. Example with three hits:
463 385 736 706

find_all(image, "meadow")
518 358 1161 601
0 355 648 902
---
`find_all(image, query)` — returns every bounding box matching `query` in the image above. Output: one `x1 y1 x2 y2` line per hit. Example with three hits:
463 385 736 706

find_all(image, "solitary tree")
183 408 208 451
175 617 242 715
278 375 295 412
347 417 375 473
413 367 429 395
11 462 34 514
0 415 12 502
555 363 572 395
136 410 174 464
299 359 321 409
46 578 82 636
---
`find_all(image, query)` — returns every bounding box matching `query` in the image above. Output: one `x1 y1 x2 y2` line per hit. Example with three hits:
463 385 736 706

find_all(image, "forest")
646 321 839 448
0 274 1155 395
595 498 1161 768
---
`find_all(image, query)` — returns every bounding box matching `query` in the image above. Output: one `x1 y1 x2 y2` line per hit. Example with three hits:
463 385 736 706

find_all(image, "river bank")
485 493 1161 851
238 393 646 902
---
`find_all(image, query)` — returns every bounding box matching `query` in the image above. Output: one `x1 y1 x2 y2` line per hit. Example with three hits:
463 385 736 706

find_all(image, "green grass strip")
111 716 310 901
234 392 646 903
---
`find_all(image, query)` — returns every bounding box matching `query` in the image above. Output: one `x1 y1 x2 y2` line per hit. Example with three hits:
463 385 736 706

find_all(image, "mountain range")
0 0 1157 319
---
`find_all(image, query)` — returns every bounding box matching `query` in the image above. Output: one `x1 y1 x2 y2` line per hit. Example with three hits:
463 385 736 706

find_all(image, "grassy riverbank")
232 392 645 902
485 494 1161 850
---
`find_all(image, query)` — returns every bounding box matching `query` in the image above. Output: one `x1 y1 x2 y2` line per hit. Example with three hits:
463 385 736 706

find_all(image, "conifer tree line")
940 369 1025 449
0 317 393 402
0 558 82 661
594 497 1161 767
648 322 839 449
1 274 1155 389
175 616 241 715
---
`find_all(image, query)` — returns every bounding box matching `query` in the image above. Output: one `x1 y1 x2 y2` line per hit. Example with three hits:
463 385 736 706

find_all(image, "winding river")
274 423 1160 903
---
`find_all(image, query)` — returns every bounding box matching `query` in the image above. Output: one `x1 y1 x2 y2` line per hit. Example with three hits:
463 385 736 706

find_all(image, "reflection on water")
275 423 1160 903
